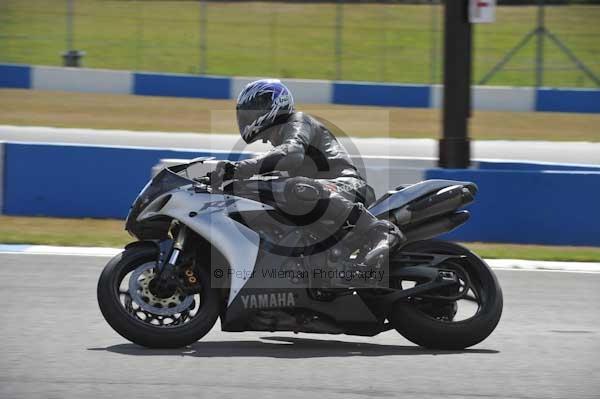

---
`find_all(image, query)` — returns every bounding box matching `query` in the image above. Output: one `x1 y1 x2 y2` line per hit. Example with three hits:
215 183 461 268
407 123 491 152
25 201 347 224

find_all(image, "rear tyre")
390 240 503 350
97 245 220 348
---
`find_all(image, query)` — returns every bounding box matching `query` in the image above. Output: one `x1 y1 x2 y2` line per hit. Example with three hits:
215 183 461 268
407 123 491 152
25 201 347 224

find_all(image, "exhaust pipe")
392 185 474 225
404 211 470 243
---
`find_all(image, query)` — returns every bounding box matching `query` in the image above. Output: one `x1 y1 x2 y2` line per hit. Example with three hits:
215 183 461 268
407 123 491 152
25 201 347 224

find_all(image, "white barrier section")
472 86 535 111
32 66 133 94
231 76 333 104
430 84 535 112
430 84 444 109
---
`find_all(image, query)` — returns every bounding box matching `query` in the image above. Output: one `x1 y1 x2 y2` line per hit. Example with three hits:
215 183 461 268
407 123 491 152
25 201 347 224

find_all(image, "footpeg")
438 270 458 282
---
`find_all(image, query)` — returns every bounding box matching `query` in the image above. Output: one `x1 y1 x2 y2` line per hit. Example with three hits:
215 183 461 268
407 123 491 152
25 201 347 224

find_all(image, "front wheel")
390 240 503 350
97 244 221 348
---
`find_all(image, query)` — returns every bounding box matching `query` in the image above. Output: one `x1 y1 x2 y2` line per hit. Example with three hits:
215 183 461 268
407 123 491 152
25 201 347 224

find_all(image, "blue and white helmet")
236 79 295 143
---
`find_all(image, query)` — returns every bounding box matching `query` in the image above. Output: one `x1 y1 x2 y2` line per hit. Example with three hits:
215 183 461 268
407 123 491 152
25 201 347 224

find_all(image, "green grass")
1 215 600 262
0 1 599 87
0 216 131 248
465 243 600 263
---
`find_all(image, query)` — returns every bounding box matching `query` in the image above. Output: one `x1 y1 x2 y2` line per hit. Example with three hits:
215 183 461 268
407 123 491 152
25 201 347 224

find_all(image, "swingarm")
378 252 469 306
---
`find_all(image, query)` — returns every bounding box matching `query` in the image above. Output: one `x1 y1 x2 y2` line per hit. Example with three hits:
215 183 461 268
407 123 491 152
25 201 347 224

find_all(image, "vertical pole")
535 0 545 88
270 2 278 76
380 1 387 82
334 0 343 80
430 0 439 84
439 0 472 169
63 0 82 66
466 4 473 118
199 1 207 74
135 0 143 70
66 0 74 52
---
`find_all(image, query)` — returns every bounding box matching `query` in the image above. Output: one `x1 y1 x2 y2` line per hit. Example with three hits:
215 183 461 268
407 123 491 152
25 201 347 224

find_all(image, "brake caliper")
180 265 202 293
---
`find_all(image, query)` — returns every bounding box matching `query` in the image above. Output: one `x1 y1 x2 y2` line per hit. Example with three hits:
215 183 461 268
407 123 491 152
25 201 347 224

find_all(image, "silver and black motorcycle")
97 158 502 350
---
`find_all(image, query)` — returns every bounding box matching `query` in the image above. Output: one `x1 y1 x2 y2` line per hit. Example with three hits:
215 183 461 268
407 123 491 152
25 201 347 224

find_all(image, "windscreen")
137 167 194 205
126 166 195 230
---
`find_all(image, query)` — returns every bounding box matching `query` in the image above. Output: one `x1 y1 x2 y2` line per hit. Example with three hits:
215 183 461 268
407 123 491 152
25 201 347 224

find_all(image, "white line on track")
0 244 121 257
1 244 599 274
485 259 600 274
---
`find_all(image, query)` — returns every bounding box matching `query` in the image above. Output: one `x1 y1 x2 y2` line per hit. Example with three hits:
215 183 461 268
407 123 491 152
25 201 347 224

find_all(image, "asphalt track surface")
1 125 600 165
1 253 599 399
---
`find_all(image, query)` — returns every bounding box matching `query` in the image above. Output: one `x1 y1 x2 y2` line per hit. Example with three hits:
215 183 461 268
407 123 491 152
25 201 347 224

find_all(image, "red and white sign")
469 0 496 23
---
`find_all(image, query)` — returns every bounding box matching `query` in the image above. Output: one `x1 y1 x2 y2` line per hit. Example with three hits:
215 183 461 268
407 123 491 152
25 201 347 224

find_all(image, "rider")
214 79 405 271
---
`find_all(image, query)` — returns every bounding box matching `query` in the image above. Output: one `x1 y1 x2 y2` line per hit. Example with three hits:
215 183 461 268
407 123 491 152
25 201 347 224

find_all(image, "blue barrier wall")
0 64 31 89
3 143 250 219
2 63 599 113
2 142 600 246
332 82 430 108
426 168 600 246
476 160 600 172
133 72 231 99
536 88 600 114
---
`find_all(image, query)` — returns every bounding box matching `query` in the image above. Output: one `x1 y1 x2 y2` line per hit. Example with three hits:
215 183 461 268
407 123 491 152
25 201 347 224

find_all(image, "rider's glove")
220 160 237 180
211 160 237 187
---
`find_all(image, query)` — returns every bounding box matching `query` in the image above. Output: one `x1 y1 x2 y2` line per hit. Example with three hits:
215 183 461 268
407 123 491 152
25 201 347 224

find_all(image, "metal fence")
0 0 598 87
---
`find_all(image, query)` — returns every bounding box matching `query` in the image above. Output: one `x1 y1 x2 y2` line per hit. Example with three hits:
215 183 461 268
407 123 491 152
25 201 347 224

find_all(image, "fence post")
334 0 343 81
66 0 73 52
379 1 387 82
535 0 545 88
135 0 143 70
62 0 83 67
430 0 441 84
270 2 278 76
199 1 207 75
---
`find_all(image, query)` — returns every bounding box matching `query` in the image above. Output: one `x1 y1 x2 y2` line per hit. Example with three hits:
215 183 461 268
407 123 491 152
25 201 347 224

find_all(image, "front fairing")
126 167 196 239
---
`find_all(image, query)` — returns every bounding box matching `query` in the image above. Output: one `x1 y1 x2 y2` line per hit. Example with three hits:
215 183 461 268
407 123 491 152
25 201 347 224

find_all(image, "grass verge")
1 1 599 87
0 216 130 248
2 89 599 141
1 215 599 262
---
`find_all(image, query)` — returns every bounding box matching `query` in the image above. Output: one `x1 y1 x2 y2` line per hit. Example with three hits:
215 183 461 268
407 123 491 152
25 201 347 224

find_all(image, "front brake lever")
258 171 287 178
193 176 210 184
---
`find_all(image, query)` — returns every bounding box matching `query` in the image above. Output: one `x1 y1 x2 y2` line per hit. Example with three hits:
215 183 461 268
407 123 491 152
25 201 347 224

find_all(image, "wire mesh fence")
0 0 598 87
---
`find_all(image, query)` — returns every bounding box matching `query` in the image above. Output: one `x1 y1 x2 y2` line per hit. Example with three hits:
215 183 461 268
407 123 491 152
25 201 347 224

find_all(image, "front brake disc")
128 263 194 316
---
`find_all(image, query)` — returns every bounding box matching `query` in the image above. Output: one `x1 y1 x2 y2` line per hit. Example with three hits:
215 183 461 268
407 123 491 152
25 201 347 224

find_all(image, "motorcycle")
97 157 502 350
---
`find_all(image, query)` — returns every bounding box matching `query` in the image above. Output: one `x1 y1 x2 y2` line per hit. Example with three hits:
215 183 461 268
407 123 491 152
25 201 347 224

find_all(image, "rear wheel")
390 240 503 349
97 245 220 348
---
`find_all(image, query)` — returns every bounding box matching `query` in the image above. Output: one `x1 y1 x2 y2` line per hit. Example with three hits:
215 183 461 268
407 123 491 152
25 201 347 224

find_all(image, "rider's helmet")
236 79 295 144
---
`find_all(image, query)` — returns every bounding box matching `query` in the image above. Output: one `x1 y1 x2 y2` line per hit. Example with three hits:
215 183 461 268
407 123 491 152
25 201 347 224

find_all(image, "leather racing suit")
231 111 404 267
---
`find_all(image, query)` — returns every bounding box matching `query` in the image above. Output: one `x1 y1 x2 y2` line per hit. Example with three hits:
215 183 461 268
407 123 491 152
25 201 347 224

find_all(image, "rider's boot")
336 206 406 288
361 219 406 267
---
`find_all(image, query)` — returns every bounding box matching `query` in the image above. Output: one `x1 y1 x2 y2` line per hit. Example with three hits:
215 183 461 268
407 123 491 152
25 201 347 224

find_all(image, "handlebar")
255 171 285 178
193 175 211 185
191 168 290 195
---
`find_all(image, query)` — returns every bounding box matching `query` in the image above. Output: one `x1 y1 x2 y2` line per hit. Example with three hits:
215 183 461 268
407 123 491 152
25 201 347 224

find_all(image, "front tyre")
97 245 220 348
390 240 503 350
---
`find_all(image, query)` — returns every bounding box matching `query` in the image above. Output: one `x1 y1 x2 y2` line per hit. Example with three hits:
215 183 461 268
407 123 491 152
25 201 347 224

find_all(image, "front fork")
154 224 188 288
168 224 188 268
